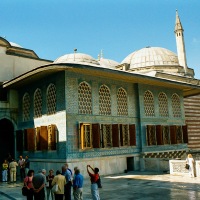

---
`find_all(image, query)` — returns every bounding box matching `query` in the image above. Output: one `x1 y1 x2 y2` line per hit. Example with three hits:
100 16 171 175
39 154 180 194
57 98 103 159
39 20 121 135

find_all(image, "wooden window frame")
80 123 92 149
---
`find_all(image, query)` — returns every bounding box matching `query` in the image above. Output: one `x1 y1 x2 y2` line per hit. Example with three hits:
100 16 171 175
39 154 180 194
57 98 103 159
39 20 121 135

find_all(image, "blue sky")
1 0 200 78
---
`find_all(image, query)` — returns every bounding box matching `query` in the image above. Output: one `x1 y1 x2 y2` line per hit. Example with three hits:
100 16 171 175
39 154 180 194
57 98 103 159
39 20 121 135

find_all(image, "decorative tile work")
66 78 78 114
92 82 99 115
111 85 117 116
67 147 137 159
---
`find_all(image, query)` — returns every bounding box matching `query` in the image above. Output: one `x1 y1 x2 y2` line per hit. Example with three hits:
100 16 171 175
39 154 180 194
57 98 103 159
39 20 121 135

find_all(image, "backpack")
96 176 102 188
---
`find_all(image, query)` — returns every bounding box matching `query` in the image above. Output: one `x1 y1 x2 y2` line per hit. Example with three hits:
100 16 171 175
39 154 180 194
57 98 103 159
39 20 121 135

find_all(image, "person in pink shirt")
24 170 34 200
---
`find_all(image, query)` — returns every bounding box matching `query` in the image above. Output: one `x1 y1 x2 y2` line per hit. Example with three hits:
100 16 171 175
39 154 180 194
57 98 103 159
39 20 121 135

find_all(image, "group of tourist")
23 163 100 200
2 154 30 183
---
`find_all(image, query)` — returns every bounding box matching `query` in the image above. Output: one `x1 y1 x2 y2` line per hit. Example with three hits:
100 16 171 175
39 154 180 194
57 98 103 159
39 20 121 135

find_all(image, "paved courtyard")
0 171 200 200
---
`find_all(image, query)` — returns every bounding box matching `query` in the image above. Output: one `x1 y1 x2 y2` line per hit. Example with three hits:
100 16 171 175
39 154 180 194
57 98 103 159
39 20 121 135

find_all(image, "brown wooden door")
112 124 119 147
92 124 100 148
129 124 136 146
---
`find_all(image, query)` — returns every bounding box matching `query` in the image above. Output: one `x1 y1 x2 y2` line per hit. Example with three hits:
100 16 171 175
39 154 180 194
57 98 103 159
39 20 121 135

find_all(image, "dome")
9 42 22 48
98 58 119 69
54 53 100 65
122 47 179 69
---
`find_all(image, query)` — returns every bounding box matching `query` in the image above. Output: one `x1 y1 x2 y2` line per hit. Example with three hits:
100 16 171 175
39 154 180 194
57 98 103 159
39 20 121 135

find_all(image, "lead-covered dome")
98 58 119 69
122 47 179 69
54 53 100 65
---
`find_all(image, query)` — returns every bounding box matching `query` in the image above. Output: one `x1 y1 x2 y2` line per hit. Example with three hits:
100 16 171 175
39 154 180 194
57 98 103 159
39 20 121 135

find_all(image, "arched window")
117 87 128 116
23 93 30 121
99 85 111 115
158 92 169 117
144 90 155 117
172 93 181 118
34 88 42 118
47 84 56 115
78 82 92 114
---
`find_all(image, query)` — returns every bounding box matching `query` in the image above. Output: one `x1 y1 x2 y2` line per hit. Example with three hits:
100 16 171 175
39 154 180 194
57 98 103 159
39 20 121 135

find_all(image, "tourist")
186 154 195 177
46 169 54 200
24 170 34 200
18 155 25 181
52 170 66 200
62 164 72 200
9 159 18 183
87 165 100 200
73 168 83 200
32 170 46 200
25 155 30 175
2 159 8 182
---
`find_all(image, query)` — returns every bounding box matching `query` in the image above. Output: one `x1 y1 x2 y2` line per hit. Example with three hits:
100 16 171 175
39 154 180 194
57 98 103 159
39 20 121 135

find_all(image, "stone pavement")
1 171 200 200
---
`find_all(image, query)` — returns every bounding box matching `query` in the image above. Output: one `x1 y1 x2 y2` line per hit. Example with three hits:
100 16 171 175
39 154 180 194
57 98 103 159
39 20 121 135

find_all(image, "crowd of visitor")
2 154 101 200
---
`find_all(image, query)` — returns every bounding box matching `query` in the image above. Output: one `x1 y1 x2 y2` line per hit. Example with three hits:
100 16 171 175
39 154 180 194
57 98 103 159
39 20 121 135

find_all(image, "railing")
169 160 200 177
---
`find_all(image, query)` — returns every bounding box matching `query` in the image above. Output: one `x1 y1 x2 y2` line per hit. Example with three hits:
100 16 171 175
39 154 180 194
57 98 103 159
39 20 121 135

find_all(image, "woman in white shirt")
186 154 195 177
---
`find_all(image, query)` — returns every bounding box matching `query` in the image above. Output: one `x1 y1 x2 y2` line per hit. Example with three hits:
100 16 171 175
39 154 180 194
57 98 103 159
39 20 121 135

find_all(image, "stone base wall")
140 158 170 172
30 155 140 177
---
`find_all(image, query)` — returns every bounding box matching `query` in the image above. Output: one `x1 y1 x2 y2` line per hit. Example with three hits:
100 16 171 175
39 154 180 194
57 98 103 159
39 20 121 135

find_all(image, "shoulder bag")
52 183 58 193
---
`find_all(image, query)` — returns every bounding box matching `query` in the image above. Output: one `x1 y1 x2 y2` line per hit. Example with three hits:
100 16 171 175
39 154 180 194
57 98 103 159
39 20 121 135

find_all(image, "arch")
99 84 111 115
47 84 56 115
23 93 30 121
172 93 181 118
117 87 128 116
78 81 92 114
144 90 155 117
158 92 169 117
0 118 15 164
34 88 42 118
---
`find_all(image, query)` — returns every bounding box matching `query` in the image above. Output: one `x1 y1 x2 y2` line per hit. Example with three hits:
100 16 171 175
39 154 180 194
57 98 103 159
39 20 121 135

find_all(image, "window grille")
23 93 30 121
78 82 92 114
34 89 42 118
172 94 181 118
99 85 111 115
158 92 169 117
47 84 56 115
117 88 128 116
144 90 155 117
102 124 112 147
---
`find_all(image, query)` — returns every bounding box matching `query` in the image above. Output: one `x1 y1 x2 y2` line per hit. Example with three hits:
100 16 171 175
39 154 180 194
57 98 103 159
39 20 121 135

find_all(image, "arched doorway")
0 118 15 163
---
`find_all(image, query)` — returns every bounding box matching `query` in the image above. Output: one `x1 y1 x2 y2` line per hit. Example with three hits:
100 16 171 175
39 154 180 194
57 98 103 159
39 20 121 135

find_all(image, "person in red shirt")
24 170 34 200
87 165 100 200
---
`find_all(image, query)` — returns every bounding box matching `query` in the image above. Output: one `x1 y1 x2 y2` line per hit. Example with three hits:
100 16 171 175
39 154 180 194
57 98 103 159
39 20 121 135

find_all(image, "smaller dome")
54 53 99 65
122 47 179 69
98 58 119 69
9 42 22 48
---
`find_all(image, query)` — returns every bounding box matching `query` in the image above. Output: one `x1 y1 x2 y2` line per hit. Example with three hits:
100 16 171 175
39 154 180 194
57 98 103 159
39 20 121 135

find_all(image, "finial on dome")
74 48 77 61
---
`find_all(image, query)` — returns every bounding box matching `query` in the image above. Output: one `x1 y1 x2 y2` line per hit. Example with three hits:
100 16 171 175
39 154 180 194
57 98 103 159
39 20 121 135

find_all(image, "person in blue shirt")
73 169 83 200
62 164 72 200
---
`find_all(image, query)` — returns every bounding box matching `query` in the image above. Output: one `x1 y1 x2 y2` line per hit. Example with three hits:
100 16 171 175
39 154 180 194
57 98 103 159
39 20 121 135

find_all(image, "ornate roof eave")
2 63 200 97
